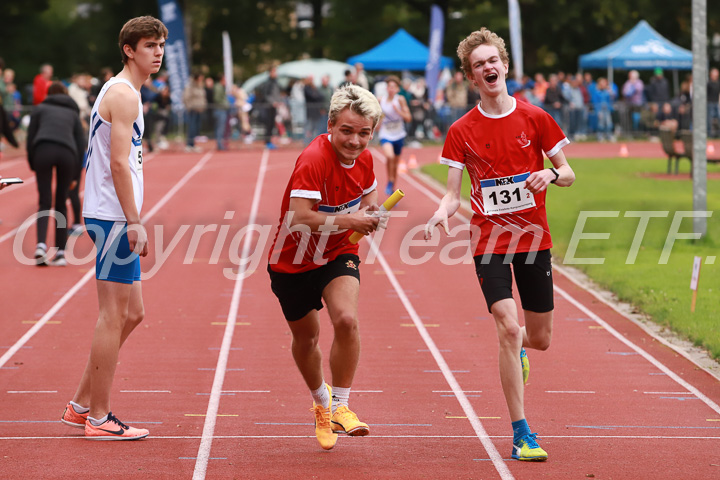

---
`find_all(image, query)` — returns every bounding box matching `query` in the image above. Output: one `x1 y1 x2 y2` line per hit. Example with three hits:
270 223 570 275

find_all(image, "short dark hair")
118 16 168 64
47 82 68 96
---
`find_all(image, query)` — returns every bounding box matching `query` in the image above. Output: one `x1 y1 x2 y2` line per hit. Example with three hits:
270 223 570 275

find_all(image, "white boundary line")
369 241 513 479
555 285 720 416
192 148 269 480
404 167 720 417
0 152 212 369
2 434 719 441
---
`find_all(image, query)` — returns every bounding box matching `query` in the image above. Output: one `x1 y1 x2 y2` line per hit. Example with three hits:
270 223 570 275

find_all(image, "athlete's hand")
524 169 554 194
349 206 380 235
366 204 391 230
424 208 450 240
127 223 149 257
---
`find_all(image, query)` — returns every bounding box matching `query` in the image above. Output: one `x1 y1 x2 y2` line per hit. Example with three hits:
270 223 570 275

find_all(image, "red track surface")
1 144 719 479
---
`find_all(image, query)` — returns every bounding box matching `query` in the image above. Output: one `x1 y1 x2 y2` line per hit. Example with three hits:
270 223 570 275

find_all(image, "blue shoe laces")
520 432 540 449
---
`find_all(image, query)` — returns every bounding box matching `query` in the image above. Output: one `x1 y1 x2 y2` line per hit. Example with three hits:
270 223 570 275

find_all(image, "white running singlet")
82 77 144 221
378 95 406 142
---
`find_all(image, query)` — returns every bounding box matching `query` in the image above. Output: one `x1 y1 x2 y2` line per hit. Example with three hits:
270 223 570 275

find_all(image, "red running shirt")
268 134 377 273
440 98 569 255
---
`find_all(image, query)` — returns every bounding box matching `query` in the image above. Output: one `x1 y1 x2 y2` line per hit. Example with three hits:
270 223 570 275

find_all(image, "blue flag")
158 0 190 111
425 5 444 104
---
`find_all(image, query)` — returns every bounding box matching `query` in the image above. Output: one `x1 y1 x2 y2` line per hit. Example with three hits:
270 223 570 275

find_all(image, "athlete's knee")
331 312 358 337
528 328 552 351
126 307 145 329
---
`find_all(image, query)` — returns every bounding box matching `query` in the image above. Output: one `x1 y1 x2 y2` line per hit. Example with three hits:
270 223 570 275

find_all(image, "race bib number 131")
480 172 535 215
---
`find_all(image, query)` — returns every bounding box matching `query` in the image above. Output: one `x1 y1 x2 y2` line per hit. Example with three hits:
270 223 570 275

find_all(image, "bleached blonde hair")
328 85 382 129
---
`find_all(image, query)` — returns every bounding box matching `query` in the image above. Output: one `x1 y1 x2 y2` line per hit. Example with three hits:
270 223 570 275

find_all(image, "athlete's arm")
424 166 463 240
288 197 380 235
103 85 148 256
525 149 575 194
395 95 412 123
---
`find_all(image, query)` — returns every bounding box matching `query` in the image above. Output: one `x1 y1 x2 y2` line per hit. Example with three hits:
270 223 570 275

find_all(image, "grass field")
422 157 720 359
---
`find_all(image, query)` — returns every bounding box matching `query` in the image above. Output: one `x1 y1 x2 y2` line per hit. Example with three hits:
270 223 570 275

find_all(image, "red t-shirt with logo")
440 98 569 255
268 134 377 273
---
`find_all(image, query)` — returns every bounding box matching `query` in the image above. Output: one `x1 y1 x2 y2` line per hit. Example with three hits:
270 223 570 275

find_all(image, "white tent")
242 59 352 94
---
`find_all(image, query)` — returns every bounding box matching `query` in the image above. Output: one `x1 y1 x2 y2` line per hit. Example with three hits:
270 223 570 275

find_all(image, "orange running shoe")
60 402 88 429
310 384 337 450
331 406 369 436
84 412 149 440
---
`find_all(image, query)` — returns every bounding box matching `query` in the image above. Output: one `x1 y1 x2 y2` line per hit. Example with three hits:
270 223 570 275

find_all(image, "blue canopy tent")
347 28 454 71
579 20 692 86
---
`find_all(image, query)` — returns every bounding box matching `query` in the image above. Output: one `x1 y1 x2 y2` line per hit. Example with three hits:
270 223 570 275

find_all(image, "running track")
1 145 719 479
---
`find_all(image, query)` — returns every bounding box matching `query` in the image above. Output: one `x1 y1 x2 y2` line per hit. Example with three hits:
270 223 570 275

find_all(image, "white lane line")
369 242 513 480
555 285 720 417
644 392 693 395
221 390 270 393
406 167 720 418
0 152 213 369
120 390 172 393
7 391 57 394
192 148 269 480
3 434 719 441
545 391 595 394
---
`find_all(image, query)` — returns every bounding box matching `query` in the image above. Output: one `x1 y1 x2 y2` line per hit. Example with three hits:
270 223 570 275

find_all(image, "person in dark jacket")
26 82 86 266
0 99 18 150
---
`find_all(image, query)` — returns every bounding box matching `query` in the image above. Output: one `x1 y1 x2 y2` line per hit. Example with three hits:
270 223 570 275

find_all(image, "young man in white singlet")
425 28 575 461
377 75 411 195
60 16 167 440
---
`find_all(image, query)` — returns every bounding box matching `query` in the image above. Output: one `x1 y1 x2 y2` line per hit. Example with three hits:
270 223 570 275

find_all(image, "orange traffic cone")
408 154 418 169
398 159 408 174
619 144 629 157
707 143 716 156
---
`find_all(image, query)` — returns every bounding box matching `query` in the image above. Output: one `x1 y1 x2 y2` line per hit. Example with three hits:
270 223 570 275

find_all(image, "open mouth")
484 72 498 84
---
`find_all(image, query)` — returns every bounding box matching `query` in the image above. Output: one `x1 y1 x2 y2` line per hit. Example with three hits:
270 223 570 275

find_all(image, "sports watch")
548 167 559 184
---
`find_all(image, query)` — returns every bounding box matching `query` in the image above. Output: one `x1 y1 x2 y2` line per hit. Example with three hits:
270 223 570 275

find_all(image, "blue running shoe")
385 182 394 196
520 347 529 385
512 432 547 461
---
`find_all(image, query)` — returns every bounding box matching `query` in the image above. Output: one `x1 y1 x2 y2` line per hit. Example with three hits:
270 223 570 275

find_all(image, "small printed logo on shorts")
346 260 358 270
546 271 551 276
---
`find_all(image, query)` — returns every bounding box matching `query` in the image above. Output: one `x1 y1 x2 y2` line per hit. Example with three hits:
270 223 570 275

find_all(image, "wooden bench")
659 126 688 174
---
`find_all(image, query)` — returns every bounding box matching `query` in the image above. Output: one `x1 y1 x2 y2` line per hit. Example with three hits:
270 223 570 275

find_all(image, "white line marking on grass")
0 152 213 370
192 148 269 480
368 241 513 480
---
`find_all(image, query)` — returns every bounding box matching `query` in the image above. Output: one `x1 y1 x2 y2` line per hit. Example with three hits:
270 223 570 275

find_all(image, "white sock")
70 401 89 413
311 382 330 409
88 414 108 426
331 386 350 414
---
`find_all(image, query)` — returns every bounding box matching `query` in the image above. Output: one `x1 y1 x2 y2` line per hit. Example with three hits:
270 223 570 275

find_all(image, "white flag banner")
222 31 233 94
507 0 524 81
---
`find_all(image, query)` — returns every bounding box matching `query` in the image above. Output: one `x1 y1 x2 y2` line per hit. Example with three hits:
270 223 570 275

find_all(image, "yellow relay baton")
348 189 405 244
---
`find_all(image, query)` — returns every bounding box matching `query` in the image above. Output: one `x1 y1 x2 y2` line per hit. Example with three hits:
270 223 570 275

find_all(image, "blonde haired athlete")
268 85 387 450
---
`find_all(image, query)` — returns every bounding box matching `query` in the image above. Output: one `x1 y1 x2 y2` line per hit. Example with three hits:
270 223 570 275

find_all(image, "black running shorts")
268 254 361 322
473 249 554 313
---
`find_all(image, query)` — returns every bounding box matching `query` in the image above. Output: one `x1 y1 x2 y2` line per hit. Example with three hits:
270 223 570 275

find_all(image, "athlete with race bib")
425 28 575 462
60 16 167 440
